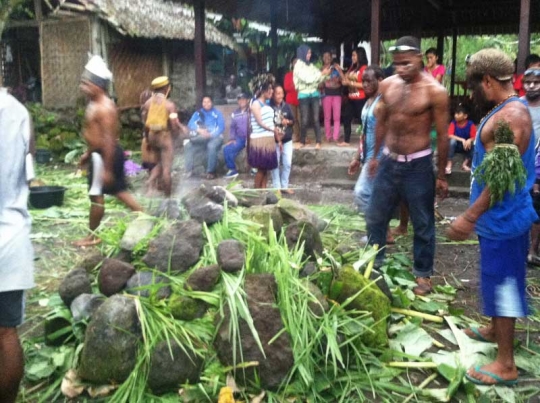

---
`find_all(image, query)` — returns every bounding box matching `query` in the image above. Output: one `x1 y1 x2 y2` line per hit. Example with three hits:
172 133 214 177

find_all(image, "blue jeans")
223 138 246 170
299 97 321 144
271 140 293 189
184 136 224 173
353 160 374 213
448 138 473 160
366 154 435 277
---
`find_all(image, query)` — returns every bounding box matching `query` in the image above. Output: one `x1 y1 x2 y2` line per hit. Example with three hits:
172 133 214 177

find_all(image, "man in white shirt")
0 78 35 403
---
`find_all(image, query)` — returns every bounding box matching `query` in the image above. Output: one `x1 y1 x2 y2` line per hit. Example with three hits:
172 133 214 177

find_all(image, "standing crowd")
2 32 540 402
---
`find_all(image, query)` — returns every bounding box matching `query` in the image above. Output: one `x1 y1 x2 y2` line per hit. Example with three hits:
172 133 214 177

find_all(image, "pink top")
425 64 445 80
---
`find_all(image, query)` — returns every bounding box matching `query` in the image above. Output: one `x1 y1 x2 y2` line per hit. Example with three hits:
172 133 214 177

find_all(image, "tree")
0 0 27 38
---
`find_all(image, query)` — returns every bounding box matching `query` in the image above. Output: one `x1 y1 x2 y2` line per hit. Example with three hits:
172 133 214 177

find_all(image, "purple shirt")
229 107 249 141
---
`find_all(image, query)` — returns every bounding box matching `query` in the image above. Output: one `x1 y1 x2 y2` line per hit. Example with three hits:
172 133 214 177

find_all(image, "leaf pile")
473 119 527 206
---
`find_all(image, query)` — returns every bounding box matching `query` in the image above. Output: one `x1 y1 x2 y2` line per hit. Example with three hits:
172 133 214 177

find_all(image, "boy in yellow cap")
142 76 186 197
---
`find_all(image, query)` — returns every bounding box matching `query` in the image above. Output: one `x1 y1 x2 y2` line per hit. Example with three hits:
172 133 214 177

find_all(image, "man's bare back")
379 73 448 155
83 95 118 150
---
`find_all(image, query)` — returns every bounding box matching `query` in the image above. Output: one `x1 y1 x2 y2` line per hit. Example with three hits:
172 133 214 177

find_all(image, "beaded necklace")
479 94 516 124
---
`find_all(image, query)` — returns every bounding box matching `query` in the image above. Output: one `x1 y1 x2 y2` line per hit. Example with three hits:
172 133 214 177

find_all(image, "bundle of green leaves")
473 119 527 206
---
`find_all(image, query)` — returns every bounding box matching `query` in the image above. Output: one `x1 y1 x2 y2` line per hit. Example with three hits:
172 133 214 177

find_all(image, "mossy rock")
334 266 391 347
169 295 207 321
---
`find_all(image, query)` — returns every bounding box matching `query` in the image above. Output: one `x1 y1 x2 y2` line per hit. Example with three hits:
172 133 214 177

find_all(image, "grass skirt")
248 136 278 170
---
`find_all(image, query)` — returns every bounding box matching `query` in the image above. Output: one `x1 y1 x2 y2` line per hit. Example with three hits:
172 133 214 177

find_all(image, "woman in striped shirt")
248 75 281 188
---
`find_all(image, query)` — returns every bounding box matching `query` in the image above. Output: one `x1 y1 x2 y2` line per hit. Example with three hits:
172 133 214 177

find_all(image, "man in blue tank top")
448 49 537 386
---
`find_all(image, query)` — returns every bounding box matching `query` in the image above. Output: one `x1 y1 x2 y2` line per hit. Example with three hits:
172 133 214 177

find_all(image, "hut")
3 0 236 108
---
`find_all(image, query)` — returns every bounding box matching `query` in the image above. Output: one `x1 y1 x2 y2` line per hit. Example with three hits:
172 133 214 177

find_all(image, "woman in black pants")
341 47 368 146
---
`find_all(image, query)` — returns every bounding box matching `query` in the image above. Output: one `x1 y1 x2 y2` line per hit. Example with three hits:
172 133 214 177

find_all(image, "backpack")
145 95 169 132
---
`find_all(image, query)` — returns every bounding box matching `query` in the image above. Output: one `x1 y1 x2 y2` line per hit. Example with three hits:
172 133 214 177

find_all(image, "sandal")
413 277 432 296
464 327 494 343
465 365 518 386
205 173 216 180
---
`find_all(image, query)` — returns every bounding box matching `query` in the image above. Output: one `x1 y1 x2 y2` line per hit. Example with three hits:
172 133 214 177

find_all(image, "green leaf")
389 323 433 357
412 299 448 314
26 361 56 380
434 285 457 295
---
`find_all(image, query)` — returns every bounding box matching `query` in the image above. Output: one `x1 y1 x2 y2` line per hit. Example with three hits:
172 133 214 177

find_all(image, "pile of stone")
51 185 392 395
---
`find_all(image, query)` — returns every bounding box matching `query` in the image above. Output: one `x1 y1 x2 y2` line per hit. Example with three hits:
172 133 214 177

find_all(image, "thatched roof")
60 0 236 49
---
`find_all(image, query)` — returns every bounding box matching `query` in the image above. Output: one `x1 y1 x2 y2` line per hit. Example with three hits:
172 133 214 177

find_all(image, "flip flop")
465 365 518 386
465 327 492 343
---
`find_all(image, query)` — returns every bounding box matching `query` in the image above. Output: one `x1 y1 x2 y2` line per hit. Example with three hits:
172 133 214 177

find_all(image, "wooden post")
194 0 206 103
436 34 444 62
270 5 278 75
370 0 381 65
34 0 43 21
450 28 457 98
517 0 530 74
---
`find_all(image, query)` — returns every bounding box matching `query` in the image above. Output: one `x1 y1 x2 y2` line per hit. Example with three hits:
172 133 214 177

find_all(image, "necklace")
480 94 516 124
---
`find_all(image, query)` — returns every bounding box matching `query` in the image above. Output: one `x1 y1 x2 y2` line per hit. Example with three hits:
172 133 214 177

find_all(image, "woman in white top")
248 75 281 188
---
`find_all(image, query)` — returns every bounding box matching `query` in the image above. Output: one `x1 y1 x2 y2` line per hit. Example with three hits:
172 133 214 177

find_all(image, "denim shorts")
0 290 25 327
479 232 528 318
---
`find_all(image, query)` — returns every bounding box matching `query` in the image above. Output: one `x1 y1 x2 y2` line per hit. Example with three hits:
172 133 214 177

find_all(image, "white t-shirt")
0 88 35 292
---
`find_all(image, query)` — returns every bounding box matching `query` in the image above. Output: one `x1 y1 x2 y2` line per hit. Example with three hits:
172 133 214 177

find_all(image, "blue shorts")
479 232 529 318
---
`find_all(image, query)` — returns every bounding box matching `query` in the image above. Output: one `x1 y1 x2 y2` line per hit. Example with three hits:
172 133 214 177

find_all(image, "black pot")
29 186 66 209
35 149 51 164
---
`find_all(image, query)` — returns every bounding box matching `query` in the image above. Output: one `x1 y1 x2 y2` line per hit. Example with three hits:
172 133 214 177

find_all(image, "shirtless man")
448 49 536 386
365 36 449 296
142 76 185 197
74 56 142 247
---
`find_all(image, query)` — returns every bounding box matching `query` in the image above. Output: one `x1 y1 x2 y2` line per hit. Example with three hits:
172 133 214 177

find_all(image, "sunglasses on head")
389 45 419 53
524 69 540 77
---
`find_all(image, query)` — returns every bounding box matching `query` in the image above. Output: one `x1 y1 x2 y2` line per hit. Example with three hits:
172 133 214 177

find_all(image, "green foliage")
473 120 527 206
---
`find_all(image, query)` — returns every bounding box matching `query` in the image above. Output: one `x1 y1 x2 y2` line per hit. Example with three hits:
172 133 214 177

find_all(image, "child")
446 105 477 174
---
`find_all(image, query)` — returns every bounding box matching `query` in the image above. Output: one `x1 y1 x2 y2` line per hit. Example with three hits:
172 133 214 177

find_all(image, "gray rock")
285 221 323 260
265 191 279 205
185 265 220 292
125 272 171 299
120 216 155 251
203 185 239 208
78 296 141 384
242 205 284 235
142 220 203 274
79 250 105 273
70 293 105 322
188 200 224 224
214 274 294 390
235 190 267 207
169 295 207 321
316 218 329 232
58 268 92 307
278 198 320 227
153 199 181 220
98 259 136 297
300 262 318 278
217 240 245 273
148 340 203 394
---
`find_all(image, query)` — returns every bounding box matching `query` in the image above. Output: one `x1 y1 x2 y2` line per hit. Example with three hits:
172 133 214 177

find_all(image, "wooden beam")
436 34 444 61
6 20 40 28
450 28 457 97
370 0 380 66
194 0 206 103
517 0 530 73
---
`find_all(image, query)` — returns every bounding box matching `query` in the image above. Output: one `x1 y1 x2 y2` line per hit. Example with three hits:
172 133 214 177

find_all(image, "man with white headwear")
0 75 35 402
74 55 142 247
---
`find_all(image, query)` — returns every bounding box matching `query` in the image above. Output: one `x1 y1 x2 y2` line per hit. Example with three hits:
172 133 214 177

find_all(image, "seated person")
185 95 225 179
223 92 250 178
446 105 476 174
225 75 243 104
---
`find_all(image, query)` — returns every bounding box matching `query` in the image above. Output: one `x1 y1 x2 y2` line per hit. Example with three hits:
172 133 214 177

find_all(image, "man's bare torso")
381 73 445 154
83 96 118 151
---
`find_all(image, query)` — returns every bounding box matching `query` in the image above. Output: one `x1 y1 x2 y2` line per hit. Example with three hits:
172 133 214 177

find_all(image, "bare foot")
466 361 518 385
73 236 102 247
463 326 496 342
337 142 350 147
283 189 295 195
386 234 395 245
391 226 408 237
315 143 321 150
461 164 471 172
